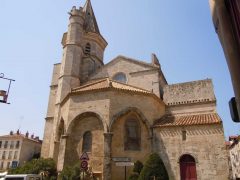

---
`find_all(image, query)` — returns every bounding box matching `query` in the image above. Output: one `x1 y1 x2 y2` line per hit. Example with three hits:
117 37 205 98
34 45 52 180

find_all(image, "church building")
41 0 229 179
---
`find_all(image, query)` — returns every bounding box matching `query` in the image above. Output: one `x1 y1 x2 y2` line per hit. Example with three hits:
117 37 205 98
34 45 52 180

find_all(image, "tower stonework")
41 0 107 165
41 1 229 179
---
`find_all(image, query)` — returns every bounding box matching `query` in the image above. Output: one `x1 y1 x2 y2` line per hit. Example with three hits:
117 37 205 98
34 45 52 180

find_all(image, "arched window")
113 72 127 83
124 119 140 151
85 43 91 55
82 131 92 152
180 154 197 180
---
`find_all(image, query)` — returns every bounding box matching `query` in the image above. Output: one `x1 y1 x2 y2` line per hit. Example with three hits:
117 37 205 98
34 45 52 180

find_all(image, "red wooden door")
180 155 197 180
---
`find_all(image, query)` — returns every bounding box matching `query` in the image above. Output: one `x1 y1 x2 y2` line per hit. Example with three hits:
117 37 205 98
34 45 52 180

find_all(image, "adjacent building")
227 135 240 180
0 131 42 170
41 0 229 179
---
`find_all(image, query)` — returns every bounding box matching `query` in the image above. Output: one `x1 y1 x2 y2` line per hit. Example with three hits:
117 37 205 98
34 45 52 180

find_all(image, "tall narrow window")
13 151 18 159
4 141 8 149
182 130 187 141
8 151 12 160
0 162 3 169
82 131 92 152
0 141 2 148
2 151 6 159
85 43 91 55
10 141 14 149
124 119 140 151
15 141 20 149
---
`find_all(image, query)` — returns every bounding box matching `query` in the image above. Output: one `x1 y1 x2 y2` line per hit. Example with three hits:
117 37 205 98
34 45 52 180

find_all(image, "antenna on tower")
18 116 24 132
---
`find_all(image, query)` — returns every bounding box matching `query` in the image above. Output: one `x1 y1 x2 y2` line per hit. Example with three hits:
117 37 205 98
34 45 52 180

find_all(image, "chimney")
16 129 20 135
31 134 34 139
9 131 13 135
34 136 39 141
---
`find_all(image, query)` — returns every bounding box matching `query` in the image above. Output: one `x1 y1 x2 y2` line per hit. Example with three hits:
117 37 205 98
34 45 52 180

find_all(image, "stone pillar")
103 133 113 180
57 134 68 172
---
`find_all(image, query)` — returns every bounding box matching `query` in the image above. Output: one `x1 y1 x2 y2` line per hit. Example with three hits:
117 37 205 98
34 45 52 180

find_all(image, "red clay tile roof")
154 113 222 127
71 78 153 95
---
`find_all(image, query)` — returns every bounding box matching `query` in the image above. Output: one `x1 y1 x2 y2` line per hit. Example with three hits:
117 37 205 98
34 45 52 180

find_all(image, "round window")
113 72 127 83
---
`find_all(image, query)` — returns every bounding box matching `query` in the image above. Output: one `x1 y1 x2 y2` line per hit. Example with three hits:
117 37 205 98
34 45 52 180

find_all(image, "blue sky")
0 0 239 139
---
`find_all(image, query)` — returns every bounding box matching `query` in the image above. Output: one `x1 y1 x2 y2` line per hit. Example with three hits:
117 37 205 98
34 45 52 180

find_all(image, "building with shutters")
41 0 229 179
0 131 42 170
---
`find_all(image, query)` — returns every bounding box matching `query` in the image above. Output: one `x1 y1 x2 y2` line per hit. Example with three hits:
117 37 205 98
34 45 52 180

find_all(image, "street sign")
80 152 89 161
115 162 134 167
81 160 88 170
112 157 131 162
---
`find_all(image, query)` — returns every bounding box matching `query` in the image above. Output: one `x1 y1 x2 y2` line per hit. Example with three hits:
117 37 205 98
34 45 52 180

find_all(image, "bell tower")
58 0 108 103
41 0 107 161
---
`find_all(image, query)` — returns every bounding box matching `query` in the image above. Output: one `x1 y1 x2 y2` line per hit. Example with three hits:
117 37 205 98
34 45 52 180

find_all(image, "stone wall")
154 124 229 180
64 116 104 173
111 111 151 180
90 56 161 97
163 79 216 106
229 139 240 179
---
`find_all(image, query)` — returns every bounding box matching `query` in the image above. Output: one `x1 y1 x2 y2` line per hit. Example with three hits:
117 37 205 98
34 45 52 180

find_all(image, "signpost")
114 157 134 180
115 162 134 166
80 152 89 180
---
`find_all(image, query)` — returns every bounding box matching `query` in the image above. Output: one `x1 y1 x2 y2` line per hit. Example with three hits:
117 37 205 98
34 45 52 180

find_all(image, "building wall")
90 56 161 97
111 111 151 180
154 124 229 180
19 139 41 166
64 116 104 173
0 135 41 170
229 140 240 180
163 79 216 106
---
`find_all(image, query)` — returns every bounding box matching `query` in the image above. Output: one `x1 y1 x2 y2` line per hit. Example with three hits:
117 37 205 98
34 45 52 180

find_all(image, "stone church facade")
41 0 229 179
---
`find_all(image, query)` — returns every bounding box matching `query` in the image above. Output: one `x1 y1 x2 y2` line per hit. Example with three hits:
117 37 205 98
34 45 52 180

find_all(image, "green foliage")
128 160 143 180
59 162 97 180
133 160 143 174
8 158 57 179
59 162 81 180
128 172 139 180
138 153 169 180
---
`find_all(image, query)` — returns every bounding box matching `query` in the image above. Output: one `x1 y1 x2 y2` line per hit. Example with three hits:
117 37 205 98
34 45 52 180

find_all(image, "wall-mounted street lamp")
0 73 15 104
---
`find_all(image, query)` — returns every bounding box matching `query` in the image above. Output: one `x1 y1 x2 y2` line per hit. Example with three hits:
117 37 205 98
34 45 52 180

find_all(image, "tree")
8 158 57 180
59 162 96 180
138 153 169 180
59 162 81 180
133 160 143 174
128 160 143 180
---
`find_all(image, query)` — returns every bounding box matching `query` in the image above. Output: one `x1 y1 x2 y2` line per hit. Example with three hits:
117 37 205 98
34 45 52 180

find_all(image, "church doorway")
179 154 197 180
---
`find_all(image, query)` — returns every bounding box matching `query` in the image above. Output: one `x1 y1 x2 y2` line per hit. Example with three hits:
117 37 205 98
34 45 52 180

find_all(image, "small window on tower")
85 43 91 55
182 130 187 141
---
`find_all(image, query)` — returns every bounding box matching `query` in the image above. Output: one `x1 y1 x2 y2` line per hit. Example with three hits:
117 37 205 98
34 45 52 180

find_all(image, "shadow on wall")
153 131 175 179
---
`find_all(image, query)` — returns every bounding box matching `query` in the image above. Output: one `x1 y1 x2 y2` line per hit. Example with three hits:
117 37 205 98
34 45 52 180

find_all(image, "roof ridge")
109 79 152 93
105 55 159 69
154 113 221 127
72 78 108 91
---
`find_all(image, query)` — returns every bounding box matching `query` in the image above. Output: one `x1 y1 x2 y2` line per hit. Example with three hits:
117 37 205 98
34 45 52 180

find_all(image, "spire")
83 0 100 33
